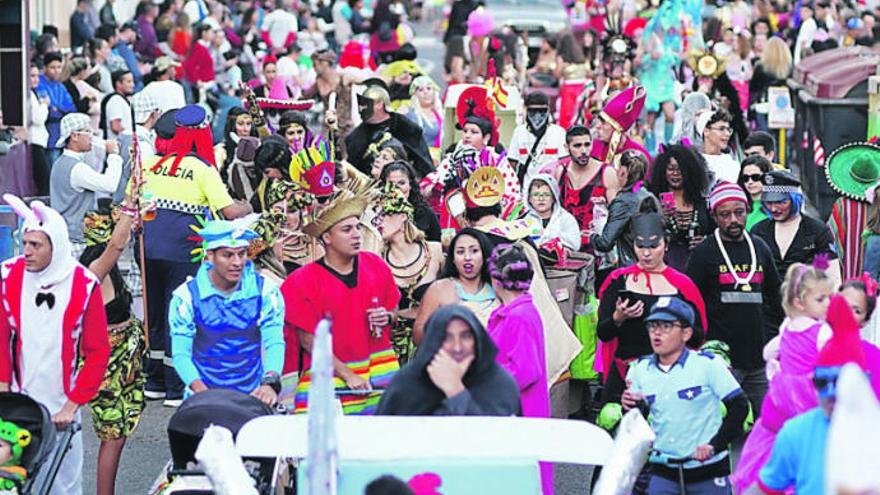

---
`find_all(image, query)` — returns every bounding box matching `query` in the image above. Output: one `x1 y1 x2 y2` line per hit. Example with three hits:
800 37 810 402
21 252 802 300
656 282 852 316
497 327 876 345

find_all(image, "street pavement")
82 401 175 494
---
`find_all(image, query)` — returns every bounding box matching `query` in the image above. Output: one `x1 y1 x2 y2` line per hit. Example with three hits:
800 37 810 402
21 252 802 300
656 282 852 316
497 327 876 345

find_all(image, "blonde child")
731 262 833 494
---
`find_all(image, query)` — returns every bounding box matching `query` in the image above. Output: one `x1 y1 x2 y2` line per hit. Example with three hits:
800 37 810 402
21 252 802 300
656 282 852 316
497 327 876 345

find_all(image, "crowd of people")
2 0 880 494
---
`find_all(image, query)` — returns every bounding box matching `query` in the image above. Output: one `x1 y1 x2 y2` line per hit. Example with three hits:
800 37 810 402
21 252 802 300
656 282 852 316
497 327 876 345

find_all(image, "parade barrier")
233 318 612 494
0 205 22 262
237 415 614 494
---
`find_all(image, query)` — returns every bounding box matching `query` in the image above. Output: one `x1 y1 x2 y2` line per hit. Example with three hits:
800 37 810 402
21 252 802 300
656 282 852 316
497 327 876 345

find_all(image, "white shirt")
508 124 568 180
263 9 299 51
141 80 186 113
104 93 132 140
702 152 741 184
96 64 114 94
795 17 818 63
65 149 123 194
277 55 301 81
183 0 208 24
134 125 157 158
29 91 49 148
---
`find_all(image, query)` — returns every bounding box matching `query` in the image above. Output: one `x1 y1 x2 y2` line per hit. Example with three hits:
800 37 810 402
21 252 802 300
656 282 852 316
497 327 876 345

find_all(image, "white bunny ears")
3 193 42 226
2 193 76 287
2 193 67 232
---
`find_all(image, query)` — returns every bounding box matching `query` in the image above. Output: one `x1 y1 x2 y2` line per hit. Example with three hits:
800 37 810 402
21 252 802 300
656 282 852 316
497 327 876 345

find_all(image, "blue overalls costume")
169 216 285 397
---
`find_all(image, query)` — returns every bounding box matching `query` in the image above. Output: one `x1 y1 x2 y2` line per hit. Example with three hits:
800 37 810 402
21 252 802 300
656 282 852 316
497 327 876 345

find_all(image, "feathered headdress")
289 141 335 197
455 86 498 145
464 166 506 208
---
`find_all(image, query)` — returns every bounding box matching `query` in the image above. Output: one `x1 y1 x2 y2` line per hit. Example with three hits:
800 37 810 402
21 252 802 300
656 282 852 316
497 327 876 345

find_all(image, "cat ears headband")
657 137 693 155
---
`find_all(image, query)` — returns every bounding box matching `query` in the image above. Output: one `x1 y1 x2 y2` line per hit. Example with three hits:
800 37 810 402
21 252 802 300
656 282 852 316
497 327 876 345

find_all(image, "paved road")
82 401 175 494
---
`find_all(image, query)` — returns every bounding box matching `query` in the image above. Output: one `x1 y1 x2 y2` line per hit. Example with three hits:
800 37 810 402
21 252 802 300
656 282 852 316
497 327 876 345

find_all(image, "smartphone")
617 288 638 303
660 192 675 210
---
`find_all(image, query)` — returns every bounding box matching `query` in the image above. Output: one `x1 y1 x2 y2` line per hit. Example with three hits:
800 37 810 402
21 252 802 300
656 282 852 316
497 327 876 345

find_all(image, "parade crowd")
2 0 880 493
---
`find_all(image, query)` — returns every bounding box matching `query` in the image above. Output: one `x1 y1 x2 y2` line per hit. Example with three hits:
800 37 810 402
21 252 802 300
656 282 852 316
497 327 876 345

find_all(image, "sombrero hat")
825 141 880 202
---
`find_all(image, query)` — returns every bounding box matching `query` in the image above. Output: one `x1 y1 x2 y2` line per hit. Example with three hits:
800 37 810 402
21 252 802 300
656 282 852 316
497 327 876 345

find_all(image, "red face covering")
151 125 216 177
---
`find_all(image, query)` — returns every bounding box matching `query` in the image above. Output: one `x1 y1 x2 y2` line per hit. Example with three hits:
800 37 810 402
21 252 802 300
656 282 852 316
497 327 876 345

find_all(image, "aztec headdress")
378 182 414 220
302 189 369 238
456 86 498 146
290 141 335 198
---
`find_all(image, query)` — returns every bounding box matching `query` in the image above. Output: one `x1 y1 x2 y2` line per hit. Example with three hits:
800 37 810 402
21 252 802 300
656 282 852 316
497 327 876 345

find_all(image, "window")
0 0 26 126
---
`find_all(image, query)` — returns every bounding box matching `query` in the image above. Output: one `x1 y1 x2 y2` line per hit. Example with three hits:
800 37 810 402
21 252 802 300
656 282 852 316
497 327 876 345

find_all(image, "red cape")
596 264 708 381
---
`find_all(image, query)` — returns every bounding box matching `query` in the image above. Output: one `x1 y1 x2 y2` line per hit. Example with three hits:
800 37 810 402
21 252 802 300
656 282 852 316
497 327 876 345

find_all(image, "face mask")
526 108 550 135
357 94 375 121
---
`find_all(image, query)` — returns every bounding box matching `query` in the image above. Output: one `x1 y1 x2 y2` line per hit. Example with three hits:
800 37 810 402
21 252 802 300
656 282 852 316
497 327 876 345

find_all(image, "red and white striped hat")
708 181 748 212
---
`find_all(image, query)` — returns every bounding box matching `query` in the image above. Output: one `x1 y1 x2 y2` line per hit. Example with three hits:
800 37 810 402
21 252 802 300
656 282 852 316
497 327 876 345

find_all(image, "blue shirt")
627 349 743 469
759 407 828 495
113 42 144 91
37 75 76 149
170 261 285 394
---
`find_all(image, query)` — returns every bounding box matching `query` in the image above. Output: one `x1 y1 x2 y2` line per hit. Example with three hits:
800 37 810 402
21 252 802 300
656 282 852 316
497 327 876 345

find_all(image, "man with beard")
100 69 135 140
686 182 782 417
508 92 567 184
589 85 651 168
543 125 619 250
343 78 434 178
281 190 401 414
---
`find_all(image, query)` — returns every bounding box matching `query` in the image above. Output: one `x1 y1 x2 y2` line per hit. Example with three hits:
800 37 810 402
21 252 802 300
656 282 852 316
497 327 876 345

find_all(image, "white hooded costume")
522 173 583 251
0 194 110 495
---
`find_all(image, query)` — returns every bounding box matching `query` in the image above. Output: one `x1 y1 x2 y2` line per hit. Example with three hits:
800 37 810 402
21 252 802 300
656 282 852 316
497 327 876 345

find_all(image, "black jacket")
344 113 434 178
377 305 521 416
591 186 659 268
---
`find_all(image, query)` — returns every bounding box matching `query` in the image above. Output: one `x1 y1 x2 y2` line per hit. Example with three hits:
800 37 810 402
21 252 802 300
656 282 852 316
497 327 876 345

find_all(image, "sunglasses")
708 126 732 134
742 173 764 183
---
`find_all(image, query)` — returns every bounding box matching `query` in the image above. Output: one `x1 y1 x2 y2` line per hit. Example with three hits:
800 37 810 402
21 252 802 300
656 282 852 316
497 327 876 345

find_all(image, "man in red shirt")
281 190 400 415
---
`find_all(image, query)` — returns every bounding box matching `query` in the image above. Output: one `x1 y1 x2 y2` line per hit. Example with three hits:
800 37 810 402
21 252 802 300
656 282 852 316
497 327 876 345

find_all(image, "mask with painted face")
357 94 375 121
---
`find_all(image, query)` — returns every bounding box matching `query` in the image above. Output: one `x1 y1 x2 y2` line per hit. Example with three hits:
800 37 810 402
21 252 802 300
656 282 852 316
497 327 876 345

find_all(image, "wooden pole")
129 104 150 349
778 128 786 168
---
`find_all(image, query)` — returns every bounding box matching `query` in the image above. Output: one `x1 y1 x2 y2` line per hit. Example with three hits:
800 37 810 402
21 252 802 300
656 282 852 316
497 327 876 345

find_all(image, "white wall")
30 0 141 46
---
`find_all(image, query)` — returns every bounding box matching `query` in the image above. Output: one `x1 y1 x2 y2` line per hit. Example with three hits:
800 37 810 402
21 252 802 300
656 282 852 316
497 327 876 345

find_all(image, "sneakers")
163 398 183 408
144 390 166 400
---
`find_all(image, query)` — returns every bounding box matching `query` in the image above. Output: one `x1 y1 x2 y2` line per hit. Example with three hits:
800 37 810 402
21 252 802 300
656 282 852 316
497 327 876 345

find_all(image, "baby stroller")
0 392 78 495
151 389 294 495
